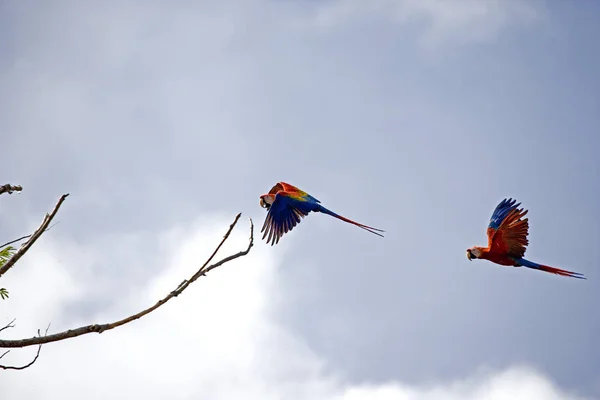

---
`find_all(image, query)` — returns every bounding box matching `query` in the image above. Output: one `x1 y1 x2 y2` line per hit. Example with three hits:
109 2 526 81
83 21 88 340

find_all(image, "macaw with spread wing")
259 182 384 245
466 198 585 279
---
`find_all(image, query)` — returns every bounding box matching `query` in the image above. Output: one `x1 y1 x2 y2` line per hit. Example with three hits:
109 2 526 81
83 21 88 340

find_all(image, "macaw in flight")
466 198 585 279
259 182 384 245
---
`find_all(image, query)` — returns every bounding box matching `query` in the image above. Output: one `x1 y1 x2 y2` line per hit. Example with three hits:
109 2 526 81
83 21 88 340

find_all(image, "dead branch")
0 213 254 349
0 223 60 250
0 194 69 279
0 319 16 334
0 184 23 196
0 325 49 370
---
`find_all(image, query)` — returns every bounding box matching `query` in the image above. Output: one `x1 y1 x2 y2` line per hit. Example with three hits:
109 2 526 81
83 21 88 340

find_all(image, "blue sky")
0 1 599 399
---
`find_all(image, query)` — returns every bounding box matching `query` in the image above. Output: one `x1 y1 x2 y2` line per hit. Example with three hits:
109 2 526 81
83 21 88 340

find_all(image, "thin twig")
0 184 23 196
0 194 69 279
0 325 49 370
0 214 254 349
0 223 60 250
0 319 16 334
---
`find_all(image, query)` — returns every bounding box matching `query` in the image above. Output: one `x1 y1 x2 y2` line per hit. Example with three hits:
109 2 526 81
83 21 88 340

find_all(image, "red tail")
316 205 385 237
519 258 586 279
537 264 586 279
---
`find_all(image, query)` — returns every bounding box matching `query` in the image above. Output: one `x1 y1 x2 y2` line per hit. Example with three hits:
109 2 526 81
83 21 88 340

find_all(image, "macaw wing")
486 198 529 258
270 182 321 204
267 182 285 195
261 193 315 245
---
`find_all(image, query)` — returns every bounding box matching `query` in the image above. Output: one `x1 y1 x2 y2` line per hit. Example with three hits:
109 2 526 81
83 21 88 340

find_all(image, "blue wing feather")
261 194 319 245
488 198 520 230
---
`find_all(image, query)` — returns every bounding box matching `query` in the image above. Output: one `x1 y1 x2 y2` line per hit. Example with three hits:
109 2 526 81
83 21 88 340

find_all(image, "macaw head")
259 194 275 209
466 247 483 261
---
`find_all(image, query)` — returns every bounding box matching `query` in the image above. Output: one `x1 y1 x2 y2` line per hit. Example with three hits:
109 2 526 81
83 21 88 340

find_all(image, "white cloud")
335 367 587 400
307 0 543 48
0 214 587 400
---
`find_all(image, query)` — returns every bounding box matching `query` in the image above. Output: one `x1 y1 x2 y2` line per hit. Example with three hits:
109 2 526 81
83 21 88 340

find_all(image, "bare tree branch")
0 194 69 279
0 325 49 370
0 223 61 250
0 184 23 196
0 319 16 333
0 213 254 349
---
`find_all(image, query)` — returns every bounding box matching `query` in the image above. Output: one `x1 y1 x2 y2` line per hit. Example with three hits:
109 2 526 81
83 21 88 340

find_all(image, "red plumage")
467 199 585 279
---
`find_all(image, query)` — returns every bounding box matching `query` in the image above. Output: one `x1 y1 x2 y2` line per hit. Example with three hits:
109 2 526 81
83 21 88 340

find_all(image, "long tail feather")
518 258 586 279
316 205 385 237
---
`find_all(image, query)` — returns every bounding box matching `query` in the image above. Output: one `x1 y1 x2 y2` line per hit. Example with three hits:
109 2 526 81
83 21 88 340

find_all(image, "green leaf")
0 246 15 267
0 246 15 300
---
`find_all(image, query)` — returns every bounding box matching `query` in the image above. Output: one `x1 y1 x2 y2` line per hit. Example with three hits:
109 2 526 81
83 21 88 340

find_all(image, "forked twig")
0 325 50 370
0 214 254 349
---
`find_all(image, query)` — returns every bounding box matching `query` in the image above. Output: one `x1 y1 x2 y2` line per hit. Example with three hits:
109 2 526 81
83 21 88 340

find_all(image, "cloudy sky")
1 0 599 399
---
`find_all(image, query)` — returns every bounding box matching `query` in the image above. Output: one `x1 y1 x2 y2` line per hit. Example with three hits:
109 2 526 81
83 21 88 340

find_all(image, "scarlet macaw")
466 198 585 279
259 182 384 245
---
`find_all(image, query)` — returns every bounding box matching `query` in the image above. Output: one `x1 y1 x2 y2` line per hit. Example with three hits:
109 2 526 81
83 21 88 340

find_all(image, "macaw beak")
259 196 270 209
466 250 473 261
